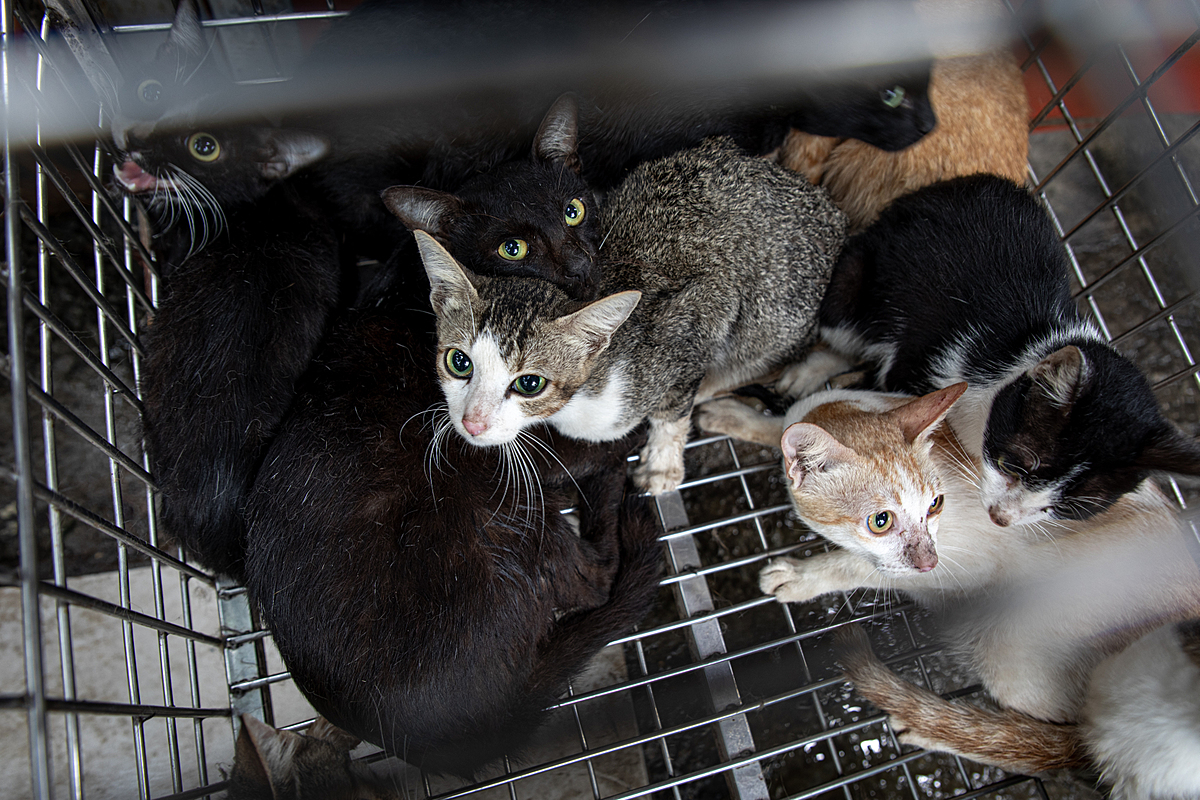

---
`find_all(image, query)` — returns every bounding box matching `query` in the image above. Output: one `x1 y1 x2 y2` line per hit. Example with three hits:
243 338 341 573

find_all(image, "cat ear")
1134 425 1200 478
555 290 640 356
534 93 581 173
162 0 207 62
306 716 361 754
780 422 857 490
258 130 330 180
232 715 303 793
1030 346 1089 409
380 186 463 236
414 230 480 312
887 382 968 444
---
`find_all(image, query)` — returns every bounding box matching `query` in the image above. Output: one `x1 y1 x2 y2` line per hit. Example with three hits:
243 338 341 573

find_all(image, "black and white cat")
415 137 846 494
242 271 662 777
779 174 1200 525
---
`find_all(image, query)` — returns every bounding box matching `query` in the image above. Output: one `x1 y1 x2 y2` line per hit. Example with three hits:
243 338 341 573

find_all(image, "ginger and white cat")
415 137 846 494
698 388 1200 724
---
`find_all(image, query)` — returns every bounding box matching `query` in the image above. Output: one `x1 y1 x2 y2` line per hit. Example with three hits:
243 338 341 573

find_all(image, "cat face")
383 93 604 299
415 231 638 447
112 121 328 252
798 63 937 151
981 345 1200 526
781 385 965 574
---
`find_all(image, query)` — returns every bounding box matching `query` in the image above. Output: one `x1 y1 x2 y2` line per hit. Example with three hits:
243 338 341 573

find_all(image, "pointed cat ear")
380 186 463 236
414 230 480 313
1031 346 1089 409
780 422 857 490
1134 425 1200 477
886 382 968 444
258 129 330 179
233 715 303 793
305 716 361 754
555 290 640 356
162 0 206 62
534 93 581 173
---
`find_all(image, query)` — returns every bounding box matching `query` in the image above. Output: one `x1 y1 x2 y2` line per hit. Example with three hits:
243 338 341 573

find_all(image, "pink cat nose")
462 417 490 436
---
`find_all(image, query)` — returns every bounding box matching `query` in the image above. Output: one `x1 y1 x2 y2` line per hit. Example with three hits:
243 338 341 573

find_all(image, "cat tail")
527 490 663 698
835 624 1089 775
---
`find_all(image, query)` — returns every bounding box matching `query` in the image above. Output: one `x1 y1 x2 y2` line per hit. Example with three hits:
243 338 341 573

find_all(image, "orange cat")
778 2 1029 231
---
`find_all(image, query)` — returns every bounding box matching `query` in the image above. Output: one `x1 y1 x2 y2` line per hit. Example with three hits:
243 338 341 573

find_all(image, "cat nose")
462 417 489 436
988 506 1012 527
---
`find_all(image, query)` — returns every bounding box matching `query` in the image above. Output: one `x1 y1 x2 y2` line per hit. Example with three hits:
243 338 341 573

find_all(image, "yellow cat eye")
137 79 163 105
880 85 906 109
187 132 221 163
564 198 586 227
445 348 473 379
498 238 528 261
512 374 546 396
867 511 893 534
929 495 944 515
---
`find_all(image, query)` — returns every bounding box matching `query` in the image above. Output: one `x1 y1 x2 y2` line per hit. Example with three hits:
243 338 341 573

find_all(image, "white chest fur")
550 367 635 442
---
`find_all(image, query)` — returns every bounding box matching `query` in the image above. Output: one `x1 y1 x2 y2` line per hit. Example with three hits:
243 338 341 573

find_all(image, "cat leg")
633 414 692 495
759 550 879 604
775 346 854 399
694 398 786 448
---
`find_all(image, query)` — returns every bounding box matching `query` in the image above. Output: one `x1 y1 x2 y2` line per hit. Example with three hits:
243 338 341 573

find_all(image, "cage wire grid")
2 1 1199 799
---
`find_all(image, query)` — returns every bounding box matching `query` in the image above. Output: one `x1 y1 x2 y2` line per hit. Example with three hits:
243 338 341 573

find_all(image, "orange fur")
779 48 1029 231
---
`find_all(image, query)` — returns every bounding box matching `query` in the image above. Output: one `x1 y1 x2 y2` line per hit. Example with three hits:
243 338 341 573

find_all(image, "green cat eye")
867 510 893 534
929 495 944 515
445 348 473 378
564 198 586 227
512 374 546 396
880 86 906 109
187 132 221 163
498 238 528 261
138 79 163 105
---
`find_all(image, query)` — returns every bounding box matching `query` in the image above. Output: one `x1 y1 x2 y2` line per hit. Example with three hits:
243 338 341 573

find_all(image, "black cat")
381 94 603 300
242 272 662 777
783 174 1200 525
114 117 340 579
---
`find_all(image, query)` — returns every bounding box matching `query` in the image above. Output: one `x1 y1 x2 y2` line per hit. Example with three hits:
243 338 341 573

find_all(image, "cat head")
226 715 398 800
414 230 638 447
780 384 966 574
382 94 603 300
981 344 1200 526
112 120 328 251
796 62 937 151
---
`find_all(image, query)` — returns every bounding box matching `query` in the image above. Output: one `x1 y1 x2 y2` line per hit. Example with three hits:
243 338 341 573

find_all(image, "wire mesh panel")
2 1 1198 799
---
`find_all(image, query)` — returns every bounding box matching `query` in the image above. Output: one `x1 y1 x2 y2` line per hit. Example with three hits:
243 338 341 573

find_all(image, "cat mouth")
113 160 166 193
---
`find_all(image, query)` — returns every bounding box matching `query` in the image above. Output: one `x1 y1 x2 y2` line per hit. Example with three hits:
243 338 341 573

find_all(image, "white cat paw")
758 557 821 603
633 460 684 495
695 398 755 437
776 350 852 399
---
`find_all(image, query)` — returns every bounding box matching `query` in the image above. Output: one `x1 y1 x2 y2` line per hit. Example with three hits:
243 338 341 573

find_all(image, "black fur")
818 174 1200 519
292 0 935 256
242 276 662 777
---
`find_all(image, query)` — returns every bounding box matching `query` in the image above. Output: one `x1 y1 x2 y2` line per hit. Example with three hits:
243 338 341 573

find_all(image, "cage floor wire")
3 1 1199 799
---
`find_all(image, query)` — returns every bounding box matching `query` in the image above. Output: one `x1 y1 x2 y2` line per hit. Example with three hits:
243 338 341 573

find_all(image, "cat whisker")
516 429 586 508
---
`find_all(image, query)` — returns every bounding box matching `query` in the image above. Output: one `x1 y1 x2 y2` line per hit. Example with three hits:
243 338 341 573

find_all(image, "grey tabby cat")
415 137 847 494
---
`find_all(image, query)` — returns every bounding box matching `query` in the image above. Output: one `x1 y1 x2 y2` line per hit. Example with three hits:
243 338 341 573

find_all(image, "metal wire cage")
3 1 1199 799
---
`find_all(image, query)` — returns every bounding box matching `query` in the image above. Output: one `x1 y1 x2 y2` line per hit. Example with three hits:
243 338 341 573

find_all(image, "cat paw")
633 459 684 495
775 350 852 399
695 398 755 437
758 557 821 603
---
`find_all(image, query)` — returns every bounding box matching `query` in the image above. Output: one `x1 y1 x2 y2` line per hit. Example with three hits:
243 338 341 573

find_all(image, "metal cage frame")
4 1 1199 798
